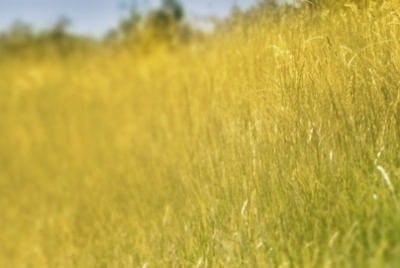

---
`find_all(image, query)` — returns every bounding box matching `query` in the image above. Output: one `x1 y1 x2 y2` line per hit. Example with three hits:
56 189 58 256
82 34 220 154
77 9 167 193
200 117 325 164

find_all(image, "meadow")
1 1 400 267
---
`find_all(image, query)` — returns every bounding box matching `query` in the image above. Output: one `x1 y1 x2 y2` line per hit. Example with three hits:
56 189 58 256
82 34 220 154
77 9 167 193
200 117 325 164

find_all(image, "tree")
141 0 185 43
5 21 33 44
119 10 142 39
161 0 184 22
107 0 189 47
48 16 71 40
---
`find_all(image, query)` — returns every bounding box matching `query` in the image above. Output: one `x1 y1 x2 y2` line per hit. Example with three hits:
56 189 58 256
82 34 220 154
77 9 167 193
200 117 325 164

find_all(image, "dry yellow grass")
1 1 400 267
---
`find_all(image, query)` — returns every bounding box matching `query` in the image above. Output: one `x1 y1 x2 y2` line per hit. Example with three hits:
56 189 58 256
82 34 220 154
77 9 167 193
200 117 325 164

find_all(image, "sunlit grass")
1 1 400 267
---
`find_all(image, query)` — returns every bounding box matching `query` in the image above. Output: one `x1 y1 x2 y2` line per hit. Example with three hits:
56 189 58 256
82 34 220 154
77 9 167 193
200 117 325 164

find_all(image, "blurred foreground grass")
1 1 400 267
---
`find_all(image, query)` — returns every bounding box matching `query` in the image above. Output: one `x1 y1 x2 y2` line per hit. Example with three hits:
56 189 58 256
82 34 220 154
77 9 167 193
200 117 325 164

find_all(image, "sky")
0 0 260 37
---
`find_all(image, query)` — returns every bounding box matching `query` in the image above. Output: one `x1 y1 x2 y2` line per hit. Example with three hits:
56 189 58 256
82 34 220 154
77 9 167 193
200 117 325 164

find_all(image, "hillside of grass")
1 1 400 267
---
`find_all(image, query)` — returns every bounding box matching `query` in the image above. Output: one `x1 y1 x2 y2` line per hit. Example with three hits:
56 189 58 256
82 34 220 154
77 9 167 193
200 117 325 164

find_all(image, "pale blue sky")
0 0 260 37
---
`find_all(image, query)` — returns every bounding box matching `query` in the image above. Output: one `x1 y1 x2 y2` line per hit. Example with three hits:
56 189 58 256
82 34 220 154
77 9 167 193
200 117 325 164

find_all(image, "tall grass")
1 1 400 267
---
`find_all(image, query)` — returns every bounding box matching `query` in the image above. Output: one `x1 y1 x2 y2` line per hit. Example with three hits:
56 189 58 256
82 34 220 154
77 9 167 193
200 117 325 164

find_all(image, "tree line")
0 0 368 57
0 0 197 55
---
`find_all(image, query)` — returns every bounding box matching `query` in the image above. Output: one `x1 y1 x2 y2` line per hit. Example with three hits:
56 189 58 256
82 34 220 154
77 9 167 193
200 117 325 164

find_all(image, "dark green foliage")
162 0 184 21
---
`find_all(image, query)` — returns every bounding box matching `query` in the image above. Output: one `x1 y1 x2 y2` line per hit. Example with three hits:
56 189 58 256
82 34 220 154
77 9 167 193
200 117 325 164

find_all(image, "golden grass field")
1 1 400 267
